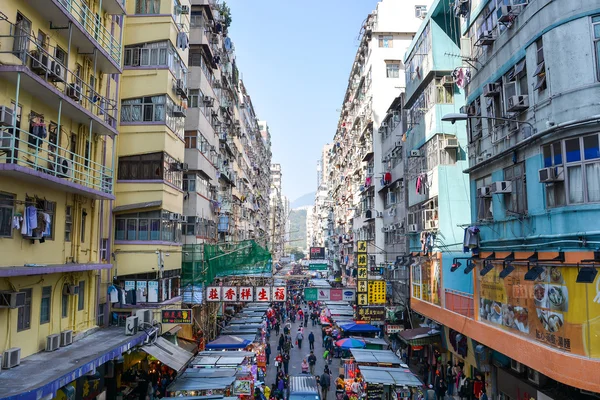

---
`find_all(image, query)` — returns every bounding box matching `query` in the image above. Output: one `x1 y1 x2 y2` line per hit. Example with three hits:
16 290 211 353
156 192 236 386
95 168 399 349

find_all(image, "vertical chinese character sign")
272 287 287 302
222 286 238 302
357 240 368 309
256 287 271 302
239 287 253 301
206 286 221 302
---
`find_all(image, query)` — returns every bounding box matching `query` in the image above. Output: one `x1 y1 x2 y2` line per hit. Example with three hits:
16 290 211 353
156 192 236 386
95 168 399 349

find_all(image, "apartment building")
0 0 134 398
269 163 286 262
407 0 600 397
326 0 423 281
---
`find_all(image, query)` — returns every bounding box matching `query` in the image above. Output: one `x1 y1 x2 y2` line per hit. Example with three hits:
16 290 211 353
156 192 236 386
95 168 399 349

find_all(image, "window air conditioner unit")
49 61 66 82
169 213 180 221
477 30 496 46
408 224 418 233
2 348 21 369
170 162 186 171
136 309 152 325
0 291 26 308
507 95 529 112
203 96 215 106
30 51 50 74
538 166 564 183
443 138 459 148
45 334 61 352
497 5 513 23
63 285 79 296
125 315 139 336
173 105 186 117
409 150 420 157
53 157 73 178
511 359 525 373
180 5 190 14
175 79 187 97
60 330 73 347
483 83 501 97
441 75 454 86
490 180 512 194
66 84 83 101
425 219 438 230
478 186 491 197
0 106 14 126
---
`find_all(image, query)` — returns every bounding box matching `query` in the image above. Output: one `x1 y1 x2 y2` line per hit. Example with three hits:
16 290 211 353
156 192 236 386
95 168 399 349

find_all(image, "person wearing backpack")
296 328 304 349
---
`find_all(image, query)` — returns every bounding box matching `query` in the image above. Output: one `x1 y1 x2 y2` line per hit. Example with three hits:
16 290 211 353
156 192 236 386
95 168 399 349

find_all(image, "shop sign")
161 309 192 324
273 286 287 302
368 280 386 305
357 280 367 293
317 288 330 301
206 286 221 301
309 247 326 260
357 254 367 266
357 293 368 305
342 289 356 301
256 286 271 302
222 286 238 302
386 325 404 334
304 287 317 301
478 262 600 357
239 286 253 301
357 241 367 252
330 289 342 301
232 379 253 395
305 288 356 301
357 306 385 321
358 267 368 279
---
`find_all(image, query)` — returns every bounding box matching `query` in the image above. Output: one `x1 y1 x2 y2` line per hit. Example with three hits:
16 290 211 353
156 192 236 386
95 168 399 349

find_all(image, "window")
65 206 72 241
117 152 183 189
378 35 393 48
593 16 600 81
0 193 15 237
476 175 493 221
121 95 185 139
135 0 161 14
54 46 66 65
62 290 69 318
81 209 87 243
503 59 528 113
97 303 105 326
503 163 527 215
40 286 51 324
189 89 201 108
533 38 547 91
124 40 186 84
17 288 32 331
542 134 600 207
415 5 427 17
406 24 431 82
115 210 182 243
386 63 400 78
78 281 85 311
100 238 108 261
385 189 397 208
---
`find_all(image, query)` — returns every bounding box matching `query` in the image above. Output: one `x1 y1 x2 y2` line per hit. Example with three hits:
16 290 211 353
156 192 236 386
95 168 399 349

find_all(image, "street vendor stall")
349 349 403 367
340 323 380 336
166 374 236 397
352 337 389 350
205 335 252 350
188 355 248 369
230 318 263 324
357 365 423 400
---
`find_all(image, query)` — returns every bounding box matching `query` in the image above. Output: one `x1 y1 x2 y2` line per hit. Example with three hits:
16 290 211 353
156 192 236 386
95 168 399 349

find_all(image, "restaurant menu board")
478 264 600 357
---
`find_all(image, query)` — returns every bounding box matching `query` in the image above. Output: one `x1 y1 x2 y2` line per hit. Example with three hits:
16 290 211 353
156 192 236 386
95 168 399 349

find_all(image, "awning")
398 327 441 346
141 337 194 372
358 365 422 387
340 322 380 333
167 376 236 392
350 349 402 365
113 200 162 213
205 335 252 350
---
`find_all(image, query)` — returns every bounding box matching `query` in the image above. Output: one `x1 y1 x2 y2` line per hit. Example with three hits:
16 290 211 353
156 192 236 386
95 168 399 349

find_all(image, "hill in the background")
291 192 315 209
288 209 307 250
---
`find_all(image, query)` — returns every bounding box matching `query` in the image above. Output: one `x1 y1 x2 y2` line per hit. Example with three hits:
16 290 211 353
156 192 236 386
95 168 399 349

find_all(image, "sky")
226 0 379 202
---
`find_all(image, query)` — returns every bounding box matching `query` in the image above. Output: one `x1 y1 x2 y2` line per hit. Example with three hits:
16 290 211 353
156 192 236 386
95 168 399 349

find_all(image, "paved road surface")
265 315 338 400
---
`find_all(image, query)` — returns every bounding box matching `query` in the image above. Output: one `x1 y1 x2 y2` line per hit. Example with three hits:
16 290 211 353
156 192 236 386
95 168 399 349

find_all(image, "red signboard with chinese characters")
239 287 253 301
206 286 221 302
222 286 238 302
272 287 286 302
256 286 271 302
161 309 193 324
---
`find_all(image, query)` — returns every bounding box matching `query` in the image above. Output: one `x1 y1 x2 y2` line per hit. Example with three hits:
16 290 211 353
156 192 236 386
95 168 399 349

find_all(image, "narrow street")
265 314 338 400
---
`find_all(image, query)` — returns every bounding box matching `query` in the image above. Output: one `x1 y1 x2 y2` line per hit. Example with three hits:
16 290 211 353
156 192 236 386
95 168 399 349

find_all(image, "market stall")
349 349 403 367
205 335 252 351
229 318 264 324
340 323 380 337
188 355 248 369
357 365 423 400
166 374 236 397
352 337 389 350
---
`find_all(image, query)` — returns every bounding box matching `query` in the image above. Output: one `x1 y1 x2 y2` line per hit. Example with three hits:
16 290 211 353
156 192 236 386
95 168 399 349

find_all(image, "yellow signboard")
368 280 386 304
357 293 368 305
357 267 368 279
357 280 368 293
357 241 367 253
357 254 367 266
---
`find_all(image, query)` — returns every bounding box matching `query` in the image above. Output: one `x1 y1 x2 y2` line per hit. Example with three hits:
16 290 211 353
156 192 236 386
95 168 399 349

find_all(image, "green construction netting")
182 240 272 285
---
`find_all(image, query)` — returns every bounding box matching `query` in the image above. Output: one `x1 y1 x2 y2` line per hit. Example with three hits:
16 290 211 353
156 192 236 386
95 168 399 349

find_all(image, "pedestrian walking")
320 370 331 400
275 321 280 336
275 353 283 373
278 334 285 352
308 331 315 350
265 343 271 366
304 312 308 327
296 329 304 350
283 353 290 375
308 351 317 375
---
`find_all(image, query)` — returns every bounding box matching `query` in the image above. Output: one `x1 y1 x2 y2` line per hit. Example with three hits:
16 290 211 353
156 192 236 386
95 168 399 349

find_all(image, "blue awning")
340 323 380 333
0 328 146 400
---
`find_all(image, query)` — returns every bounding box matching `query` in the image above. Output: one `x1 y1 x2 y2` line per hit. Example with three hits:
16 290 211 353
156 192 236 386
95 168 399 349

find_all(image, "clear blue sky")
226 0 378 202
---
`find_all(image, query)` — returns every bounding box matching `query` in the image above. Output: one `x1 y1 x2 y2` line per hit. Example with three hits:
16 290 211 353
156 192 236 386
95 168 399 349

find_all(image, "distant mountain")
291 192 315 209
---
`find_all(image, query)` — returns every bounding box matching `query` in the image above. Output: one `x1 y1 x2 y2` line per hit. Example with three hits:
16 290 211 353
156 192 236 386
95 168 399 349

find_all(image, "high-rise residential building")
269 163 286 261
326 0 423 282
0 0 130 397
406 0 600 397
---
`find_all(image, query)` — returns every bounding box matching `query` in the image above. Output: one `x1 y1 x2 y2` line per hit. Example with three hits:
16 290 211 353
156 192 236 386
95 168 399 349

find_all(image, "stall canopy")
340 323 380 333
195 351 256 358
167 376 236 392
205 335 252 350
141 337 194 372
350 349 402 366
181 368 237 379
189 355 246 368
397 327 441 346
358 366 422 387
351 336 389 349
230 318 263 324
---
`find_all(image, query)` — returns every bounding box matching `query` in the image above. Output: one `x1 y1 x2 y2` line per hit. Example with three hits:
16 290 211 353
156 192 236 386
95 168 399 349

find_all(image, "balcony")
22 0 123 72
0 126 114 200
0 25 118 135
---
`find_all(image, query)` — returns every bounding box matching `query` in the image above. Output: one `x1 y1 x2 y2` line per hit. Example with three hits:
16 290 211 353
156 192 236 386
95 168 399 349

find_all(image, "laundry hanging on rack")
176 31 189 50
415 173 428 195
25 205 38 237
463 226 480 255
383 172 392 185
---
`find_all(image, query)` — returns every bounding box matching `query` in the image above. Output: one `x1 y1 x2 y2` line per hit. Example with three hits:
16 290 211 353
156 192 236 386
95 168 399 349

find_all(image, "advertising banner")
478 263 600 357
368 280 386 304
357 306 385 322
161 309 192 324
309 247 326 260
304 288 356 301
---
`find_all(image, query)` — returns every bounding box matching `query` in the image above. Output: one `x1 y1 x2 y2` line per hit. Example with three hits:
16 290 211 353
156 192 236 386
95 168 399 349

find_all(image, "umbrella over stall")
335 338 366 349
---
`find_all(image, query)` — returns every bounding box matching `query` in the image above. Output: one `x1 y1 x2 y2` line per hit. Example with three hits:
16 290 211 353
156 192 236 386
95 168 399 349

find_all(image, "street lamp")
441 113 536 133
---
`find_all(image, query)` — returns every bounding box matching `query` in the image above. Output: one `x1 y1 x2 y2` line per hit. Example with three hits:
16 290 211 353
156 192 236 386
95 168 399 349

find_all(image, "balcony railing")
0 126 114 197
56 0 122 65
444 289 474 319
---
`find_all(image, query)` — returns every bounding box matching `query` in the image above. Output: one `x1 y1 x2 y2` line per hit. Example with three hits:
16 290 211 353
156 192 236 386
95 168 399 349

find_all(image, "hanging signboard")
368 280 387 305
273 286 287 301
357 254 368 266
357 293 368 305
356 306 386 322
161 309 192 324
357 280 368 293
239 287 253 301
309 247 326 260
255 286 271 302
386 325 404 334
206 286 221 302
222 286 238 302
357 241 367 253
